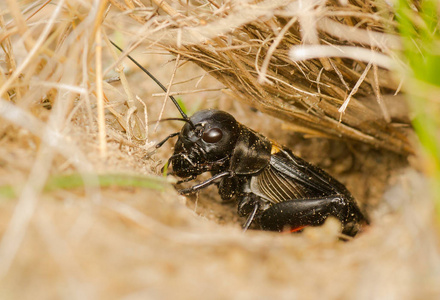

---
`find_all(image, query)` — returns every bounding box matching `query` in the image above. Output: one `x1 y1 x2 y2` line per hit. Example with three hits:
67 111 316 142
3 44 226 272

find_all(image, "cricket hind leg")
259 196 367 237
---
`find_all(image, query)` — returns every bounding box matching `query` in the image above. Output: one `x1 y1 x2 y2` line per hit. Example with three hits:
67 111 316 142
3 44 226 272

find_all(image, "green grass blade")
0 173 171 200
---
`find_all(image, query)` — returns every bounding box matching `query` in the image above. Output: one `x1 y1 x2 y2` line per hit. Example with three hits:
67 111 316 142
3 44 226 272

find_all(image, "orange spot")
289 226 307 233
280 225 307 234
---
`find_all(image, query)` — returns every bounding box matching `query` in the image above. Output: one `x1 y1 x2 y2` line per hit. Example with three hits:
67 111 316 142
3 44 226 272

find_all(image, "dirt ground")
1 52 439 300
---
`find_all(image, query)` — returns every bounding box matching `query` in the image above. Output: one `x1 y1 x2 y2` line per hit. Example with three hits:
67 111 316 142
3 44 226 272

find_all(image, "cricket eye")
202 128 223 143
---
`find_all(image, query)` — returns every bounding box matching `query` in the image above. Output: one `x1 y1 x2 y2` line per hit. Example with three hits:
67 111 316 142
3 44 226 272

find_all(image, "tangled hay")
111 0 413 154
0 0 439 299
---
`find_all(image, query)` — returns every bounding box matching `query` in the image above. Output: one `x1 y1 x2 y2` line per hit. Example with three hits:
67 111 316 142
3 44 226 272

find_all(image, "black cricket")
112 42 368 237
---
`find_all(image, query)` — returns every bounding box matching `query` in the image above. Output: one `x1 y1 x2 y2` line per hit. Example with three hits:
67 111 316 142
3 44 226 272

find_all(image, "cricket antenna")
110 40 191 122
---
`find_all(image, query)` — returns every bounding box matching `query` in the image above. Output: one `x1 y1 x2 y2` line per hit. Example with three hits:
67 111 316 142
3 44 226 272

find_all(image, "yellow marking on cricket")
271 143 282 154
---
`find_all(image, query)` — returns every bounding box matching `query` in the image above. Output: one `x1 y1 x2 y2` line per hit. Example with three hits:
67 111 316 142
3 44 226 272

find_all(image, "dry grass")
0 0 439 299
110 0 413 154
